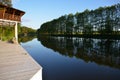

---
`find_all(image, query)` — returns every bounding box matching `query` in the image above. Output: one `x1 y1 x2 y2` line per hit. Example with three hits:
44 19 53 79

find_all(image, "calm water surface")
21 36 120 80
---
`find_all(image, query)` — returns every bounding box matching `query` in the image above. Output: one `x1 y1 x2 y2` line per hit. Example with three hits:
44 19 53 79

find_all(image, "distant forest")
18 26 36 37
37 3 120 36
0 24 36 41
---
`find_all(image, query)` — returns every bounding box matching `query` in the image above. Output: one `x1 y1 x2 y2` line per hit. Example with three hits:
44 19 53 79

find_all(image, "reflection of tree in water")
38 36 120 69
19 36 36 43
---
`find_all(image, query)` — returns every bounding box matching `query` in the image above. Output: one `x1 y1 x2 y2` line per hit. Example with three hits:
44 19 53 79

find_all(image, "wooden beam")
0 19 20 23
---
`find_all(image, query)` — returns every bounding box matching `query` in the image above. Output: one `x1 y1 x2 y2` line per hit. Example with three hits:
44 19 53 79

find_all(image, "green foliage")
0 0 12 7
37 3 120 36
19 26 36 36
0 24 36 41
0 26 14 41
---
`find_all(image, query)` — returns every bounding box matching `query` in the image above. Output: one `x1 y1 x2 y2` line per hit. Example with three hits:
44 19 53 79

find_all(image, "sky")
12 0 120 29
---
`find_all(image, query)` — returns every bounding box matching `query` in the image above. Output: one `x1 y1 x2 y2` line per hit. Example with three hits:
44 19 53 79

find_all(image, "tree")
0 0 12 7
66 14 74 34
37 3 120 36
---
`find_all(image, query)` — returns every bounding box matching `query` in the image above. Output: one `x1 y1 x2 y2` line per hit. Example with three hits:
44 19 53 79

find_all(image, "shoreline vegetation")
37 3 120 39
38 34 120 40
0 24 36 41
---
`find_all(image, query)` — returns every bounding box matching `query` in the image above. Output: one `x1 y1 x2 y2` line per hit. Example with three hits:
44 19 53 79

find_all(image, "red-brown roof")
0 4 25 22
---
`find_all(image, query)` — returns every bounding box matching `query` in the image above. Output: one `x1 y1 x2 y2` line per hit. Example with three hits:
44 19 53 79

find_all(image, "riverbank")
0 41 42 80
38 34 120 39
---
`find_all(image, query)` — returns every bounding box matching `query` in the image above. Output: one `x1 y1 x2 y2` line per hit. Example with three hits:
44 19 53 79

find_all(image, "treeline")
37 3 120 36
19 26 36 37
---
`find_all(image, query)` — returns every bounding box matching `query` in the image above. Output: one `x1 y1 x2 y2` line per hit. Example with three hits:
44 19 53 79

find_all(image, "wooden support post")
0 21 1 40
15 21 18 42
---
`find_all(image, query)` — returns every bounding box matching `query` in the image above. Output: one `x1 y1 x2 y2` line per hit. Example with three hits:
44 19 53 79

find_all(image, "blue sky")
12 0 120 29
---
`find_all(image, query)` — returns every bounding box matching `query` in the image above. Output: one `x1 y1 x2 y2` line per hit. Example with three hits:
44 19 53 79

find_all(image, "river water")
21 36 120 80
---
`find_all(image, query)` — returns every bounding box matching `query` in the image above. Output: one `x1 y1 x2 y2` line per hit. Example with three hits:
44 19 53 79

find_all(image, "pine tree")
0 0 12 7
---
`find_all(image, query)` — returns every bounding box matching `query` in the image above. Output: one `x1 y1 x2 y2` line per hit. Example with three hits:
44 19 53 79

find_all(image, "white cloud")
22 18 31 23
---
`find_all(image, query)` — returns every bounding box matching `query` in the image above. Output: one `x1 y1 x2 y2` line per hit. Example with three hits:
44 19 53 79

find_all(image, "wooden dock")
0 41 42 80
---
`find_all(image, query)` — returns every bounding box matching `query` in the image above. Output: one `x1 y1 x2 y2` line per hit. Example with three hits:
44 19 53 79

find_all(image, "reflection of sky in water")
21 38 120 80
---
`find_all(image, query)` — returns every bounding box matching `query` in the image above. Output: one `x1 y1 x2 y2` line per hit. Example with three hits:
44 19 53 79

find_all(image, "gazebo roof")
0 4 25 22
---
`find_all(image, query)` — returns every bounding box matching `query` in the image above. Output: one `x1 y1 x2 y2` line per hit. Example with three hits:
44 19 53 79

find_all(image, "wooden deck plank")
0 41 42 80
